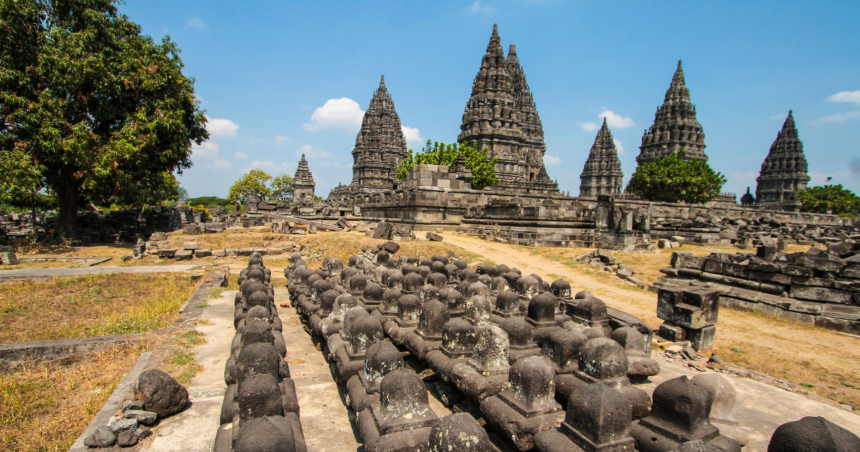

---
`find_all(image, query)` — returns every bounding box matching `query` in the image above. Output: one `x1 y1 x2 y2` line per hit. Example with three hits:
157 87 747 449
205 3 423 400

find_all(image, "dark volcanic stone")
428 413 494 452
238 373 284 421
235 415 297 452
84 425 116 447
134 369 188 418
768 416 860 452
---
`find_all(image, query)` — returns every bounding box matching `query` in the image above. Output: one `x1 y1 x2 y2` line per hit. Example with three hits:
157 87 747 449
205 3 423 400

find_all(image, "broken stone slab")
124 409 157 426
426 232 444 242
174 250 193 261
84 425 116 448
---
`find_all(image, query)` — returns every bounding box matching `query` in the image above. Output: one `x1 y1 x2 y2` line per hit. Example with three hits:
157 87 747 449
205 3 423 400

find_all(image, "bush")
625 150 726 204
797 185 860 216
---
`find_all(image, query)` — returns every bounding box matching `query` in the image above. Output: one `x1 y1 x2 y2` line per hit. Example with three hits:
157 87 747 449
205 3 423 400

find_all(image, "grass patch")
0 273 199 343
195 303 210 309
0 341 153 452
160 329 207 386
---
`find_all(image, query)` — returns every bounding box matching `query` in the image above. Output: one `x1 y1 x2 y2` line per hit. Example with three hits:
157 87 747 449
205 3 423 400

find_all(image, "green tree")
0 0 208 237
396 140 498 190
175 186 189 202
797 185 860 216
625 150 727 204
228 169 272 203
271 174 293 202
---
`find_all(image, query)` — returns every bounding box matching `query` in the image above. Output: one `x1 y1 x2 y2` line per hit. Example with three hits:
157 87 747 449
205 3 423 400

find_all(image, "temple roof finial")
492 24 498 36
380 74 385 89
509 43 516 55
677 60 683 71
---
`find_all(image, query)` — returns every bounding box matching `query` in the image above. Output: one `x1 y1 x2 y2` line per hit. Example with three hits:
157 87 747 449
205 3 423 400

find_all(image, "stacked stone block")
213 253 307 452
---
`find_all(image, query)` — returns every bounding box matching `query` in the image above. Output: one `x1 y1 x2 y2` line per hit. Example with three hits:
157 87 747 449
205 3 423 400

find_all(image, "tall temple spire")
457 24 558 194
293 154 316 203
636 60 708 166
755 110 810 208
579 118 624 197
347 75 408 192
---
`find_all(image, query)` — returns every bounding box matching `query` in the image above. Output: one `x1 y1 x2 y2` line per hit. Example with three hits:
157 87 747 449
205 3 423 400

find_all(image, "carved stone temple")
755 111 810 209
579 118 624 197
339 75 410 197
636 60 708 166
292 154 316 203
457 25 558 194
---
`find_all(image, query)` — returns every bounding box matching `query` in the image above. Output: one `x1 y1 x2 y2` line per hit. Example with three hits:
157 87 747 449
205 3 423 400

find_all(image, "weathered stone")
767 416 860 452
134 369 188 418
84 425 117 448
124 409 157 426
428 413 494 452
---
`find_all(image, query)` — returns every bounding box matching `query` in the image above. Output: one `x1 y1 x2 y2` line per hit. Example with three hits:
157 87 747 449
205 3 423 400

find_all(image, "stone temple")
579 118 624 197
292 154 316 203
457 25 558 194
755 111 810 208
637 60 708 165
343 75 409 196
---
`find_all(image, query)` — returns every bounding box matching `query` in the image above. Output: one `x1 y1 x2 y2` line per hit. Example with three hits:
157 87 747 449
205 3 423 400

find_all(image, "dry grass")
158 329 207 386
0 273 199 343
0 340 154 452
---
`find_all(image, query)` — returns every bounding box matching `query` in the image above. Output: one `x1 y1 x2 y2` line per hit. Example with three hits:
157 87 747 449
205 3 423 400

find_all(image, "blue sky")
119 0 860 199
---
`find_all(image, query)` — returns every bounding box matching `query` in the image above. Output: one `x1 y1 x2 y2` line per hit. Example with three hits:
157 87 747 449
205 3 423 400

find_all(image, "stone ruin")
653 241 860 335
212 252 308 452
275 242 860 451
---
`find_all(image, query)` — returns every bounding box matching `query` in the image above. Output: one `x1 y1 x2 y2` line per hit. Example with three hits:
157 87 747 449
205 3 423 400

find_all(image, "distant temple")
636 61 708 166
755 111 810 208
292 154 316 203
457 25 558 194
579 118 624 197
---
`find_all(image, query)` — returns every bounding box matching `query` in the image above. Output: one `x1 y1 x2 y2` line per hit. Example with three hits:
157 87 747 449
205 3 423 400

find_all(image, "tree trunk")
55 176 79 238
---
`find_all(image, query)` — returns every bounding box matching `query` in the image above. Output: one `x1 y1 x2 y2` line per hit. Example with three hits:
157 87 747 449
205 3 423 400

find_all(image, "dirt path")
445 234 860 409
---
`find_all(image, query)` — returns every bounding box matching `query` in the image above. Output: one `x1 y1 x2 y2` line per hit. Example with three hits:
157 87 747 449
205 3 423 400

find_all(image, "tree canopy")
625 150 727 204
396 140 498 190
0 0 208 236
270 174 293 202
227 169 272 204
797 185 860 216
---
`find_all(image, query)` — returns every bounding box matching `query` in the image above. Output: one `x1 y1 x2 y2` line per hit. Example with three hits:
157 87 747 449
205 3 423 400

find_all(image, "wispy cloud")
769 113 787 121
192 141 220 160
234 152 248 160
275 135 290 145
206 117 239 137
599 110 635 128
401 125 423 144
186 17 206 29
470 1 496 14
297 144 333 159
544 155 561 165
245 160 293 174
303 98 365 132
580 122 598 132
812 111 860 125
827 90 860 105
206 159 232 169
613 139 624 155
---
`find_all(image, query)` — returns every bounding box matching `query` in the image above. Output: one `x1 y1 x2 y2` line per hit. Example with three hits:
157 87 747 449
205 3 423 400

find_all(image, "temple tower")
579 118 624 197
755 111 810 207
293 154 316 203
636 61 708 166
350 75 409 192
458 25 558 193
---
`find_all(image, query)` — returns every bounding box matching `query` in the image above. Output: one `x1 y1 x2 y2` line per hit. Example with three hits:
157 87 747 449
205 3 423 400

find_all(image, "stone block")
157 249 177 259
670 251 693 268
814 316 849 332
782 265 813 277
775 309 815 326
756 245 778 261
821 305 860 321
174 250 193 260
194 249 212 258
225 249 238 256
748 270 791 285
688 325 716 352
238 248 253 256
212 249 226 257
703 258 724 274
721 262 749 279
719 296 756 312
426 232 443 242
658 323 686 341
681 255 707 270
790 286 853 304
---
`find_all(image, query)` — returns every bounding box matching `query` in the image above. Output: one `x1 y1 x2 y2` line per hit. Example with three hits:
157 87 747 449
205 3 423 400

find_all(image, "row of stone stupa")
330 25 810 207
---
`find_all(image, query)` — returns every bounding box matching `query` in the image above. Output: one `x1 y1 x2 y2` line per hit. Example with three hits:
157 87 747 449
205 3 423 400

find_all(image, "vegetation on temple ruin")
270 174 295 202
0 0 209 238
797 184 860 216
396 140 499 189
625 150 727 204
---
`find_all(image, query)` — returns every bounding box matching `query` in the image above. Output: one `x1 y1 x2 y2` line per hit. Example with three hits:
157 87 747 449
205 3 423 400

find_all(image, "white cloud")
186 17 206 29
581 122 598 132
245 160 293 174
827 90 860 105
470 1 496 13
192 141 220 160
302 98 365 132
613 139 624 155
275 135 290 145
234 152 248 160
544 155 561 166
297 144 333 159
207 159 232 169
813 111 860 125
401 125 423 144
206 117 239 137
769 113 786 120
599 110 635 128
